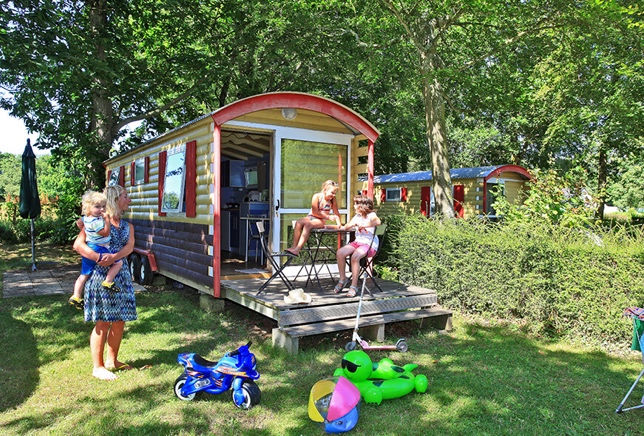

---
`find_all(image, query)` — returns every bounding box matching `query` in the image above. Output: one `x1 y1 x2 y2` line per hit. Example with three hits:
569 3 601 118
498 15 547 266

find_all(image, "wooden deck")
220 272 452 354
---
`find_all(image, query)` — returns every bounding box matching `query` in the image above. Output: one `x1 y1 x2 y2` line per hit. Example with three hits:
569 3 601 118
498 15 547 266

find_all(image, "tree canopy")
1 0 642 211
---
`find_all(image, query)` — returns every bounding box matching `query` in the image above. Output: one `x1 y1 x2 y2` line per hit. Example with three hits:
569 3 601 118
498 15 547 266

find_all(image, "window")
244 166 258 187
161 146 186 213
280 139 347 209
133 158 147 185
486 182 505 215
386 188 402 202
108 167 120 186
382 187 407 202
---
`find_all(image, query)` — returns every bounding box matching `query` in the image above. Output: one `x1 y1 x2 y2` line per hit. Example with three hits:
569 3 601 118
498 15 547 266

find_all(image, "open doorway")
220 130 272 277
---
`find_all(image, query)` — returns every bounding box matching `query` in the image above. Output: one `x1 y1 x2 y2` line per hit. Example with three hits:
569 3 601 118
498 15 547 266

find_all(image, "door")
270 127 353 254
420 186 435 217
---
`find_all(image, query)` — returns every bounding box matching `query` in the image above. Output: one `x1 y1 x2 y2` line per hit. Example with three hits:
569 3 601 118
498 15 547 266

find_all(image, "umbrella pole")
30 218 37 271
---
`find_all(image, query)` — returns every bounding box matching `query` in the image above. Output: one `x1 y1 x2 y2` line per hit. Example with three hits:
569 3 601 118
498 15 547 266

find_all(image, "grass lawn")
1 244 643 435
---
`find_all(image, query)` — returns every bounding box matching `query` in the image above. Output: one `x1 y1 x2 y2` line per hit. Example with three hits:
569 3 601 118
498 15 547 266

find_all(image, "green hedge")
0 215 78 245
385 215 644 348
0 194 80 245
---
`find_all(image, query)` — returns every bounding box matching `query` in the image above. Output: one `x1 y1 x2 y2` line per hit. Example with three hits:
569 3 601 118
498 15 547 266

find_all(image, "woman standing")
73 185 137 380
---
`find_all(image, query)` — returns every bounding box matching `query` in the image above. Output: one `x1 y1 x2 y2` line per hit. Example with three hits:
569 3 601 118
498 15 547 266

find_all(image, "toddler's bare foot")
93 367 117 381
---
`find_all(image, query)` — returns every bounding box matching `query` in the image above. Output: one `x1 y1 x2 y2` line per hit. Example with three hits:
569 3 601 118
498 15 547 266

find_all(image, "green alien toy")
332 350 428 405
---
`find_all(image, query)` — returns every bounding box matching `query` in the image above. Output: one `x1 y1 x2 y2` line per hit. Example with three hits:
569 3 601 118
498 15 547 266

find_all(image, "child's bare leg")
292 220 324 253
349 249 368 288
102 261 123 291
105 261 122 284
336 245 355 282
333 245 355 293
73 274 89 299
287 218 309 254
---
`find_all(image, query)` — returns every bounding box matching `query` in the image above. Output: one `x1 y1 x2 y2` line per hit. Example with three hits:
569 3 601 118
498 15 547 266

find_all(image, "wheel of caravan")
129 253 141 283
138 256 154 285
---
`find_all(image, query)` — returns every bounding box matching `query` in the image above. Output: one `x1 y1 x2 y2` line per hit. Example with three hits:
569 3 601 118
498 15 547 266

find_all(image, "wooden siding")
131 218 212 289
351 139 369 196
461 179 482 218
488 172 527 205
106 118 217 285
106 120 214 226
235 108 359 136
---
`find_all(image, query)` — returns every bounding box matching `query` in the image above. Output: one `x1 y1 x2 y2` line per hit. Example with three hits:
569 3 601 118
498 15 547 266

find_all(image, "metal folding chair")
616 307 644 413
256 222 295 295
351 224 387 293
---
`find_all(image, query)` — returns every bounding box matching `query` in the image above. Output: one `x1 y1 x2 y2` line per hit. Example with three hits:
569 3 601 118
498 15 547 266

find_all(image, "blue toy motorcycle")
173 341 261 409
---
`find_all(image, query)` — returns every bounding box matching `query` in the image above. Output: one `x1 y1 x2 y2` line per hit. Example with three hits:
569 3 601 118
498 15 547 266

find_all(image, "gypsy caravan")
104 92 379 298
373 165 532 219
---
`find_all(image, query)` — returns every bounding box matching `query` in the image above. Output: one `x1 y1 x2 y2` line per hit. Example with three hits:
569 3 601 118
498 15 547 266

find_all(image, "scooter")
174 341 261 409
345 273 409 353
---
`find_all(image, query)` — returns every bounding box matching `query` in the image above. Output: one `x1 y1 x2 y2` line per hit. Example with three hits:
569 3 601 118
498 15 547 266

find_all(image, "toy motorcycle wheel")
174 375 197 401
232 380 261 409
344 341 358 352
396 339 409 353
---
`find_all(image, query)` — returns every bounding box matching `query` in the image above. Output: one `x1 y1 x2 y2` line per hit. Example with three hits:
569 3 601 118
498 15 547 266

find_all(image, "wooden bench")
272 294 452 354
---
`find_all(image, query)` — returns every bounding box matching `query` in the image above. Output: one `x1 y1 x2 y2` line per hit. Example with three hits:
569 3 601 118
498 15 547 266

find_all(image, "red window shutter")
380 189 386 203
118 166 125 187
185 140 197 217
130 161 135 186
144 156 150 183
158 151 167 217
453 184 465 218
401 187 408 201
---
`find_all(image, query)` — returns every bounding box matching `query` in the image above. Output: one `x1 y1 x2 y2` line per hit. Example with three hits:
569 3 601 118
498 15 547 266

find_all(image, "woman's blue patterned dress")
84 219 137 322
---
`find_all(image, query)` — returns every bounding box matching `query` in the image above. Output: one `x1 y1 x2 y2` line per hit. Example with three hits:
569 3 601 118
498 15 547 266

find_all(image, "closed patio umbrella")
19 139 41 271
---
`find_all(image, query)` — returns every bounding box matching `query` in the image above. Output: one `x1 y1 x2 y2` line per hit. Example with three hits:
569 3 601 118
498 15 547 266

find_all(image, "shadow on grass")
0 309 39 412
3 288 644 434
243 318 644 435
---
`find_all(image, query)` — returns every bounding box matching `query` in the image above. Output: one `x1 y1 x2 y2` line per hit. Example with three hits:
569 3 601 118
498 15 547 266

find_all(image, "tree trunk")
420 55 454 219
88 0 114 188
596 146 607 220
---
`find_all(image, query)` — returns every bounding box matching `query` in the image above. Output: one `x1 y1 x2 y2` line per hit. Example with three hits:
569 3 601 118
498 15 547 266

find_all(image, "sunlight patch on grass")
2 280 644 434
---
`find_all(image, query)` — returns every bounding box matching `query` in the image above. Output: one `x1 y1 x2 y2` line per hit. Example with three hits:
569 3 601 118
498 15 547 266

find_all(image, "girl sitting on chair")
333 195 381 297
283 180 341 256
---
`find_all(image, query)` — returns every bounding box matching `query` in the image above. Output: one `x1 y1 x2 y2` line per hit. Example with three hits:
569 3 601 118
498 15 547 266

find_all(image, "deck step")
277 306 452 338
219 277 452 354
278 295 438 327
